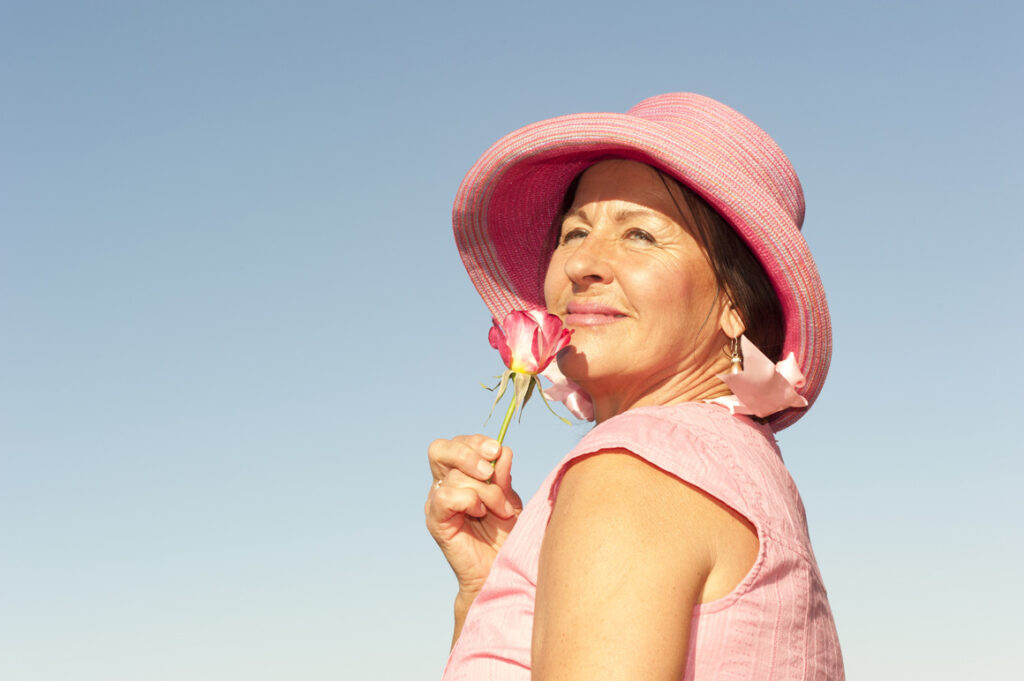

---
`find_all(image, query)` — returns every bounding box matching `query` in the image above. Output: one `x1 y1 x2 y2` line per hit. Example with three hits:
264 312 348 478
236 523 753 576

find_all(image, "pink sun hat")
452 93 831 430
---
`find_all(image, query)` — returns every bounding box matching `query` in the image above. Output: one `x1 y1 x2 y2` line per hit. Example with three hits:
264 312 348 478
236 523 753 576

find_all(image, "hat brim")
453 111 831 431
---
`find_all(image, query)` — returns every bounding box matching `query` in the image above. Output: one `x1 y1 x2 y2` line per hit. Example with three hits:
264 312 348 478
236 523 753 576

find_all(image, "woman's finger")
436 468 517 519
426 484 488 531
428 435 503 483
490 445 523 511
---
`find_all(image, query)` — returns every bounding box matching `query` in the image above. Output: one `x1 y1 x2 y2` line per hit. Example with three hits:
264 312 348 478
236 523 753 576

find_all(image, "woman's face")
544 160 734 409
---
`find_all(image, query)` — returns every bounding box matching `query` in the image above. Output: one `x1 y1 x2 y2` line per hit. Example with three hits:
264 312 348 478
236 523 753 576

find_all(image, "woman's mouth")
564 301 626 327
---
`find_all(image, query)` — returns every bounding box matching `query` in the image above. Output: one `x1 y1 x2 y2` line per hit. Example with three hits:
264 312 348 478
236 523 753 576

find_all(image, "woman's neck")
587 354 735 424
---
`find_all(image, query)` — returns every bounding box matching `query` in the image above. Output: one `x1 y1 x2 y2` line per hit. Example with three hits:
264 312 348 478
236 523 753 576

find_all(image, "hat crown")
627 93 806 229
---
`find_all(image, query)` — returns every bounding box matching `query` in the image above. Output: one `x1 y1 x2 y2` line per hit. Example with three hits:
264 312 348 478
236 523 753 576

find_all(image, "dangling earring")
728 336 743 374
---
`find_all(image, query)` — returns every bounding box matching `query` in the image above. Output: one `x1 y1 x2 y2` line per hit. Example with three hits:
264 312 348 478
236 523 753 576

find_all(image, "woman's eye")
560 227 588 244
625 228 656 244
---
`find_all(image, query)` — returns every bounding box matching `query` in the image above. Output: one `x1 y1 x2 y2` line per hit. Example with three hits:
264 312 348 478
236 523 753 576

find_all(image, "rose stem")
495 393 517 447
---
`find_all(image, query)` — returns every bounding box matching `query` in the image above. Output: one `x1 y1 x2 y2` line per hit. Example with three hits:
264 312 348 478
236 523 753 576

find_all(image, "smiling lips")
564 301 626 327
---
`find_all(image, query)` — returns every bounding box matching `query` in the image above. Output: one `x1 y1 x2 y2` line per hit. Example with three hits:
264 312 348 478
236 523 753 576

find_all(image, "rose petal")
530 312 572 374
488 319 512 369
502 311 541 373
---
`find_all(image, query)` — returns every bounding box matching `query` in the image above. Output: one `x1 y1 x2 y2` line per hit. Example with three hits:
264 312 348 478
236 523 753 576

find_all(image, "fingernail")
503 501 515 516
482 440 500 457
477 460 495 477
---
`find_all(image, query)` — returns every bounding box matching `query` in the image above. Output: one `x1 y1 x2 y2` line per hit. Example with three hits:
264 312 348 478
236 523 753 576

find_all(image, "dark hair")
550 165 785 362
656 172 785 362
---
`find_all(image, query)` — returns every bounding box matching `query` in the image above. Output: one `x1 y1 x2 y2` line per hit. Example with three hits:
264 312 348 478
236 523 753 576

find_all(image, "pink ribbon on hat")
707 336 809 418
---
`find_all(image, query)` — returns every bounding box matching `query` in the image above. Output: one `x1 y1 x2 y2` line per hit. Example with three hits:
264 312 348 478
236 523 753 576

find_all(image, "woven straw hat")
452 93 830 430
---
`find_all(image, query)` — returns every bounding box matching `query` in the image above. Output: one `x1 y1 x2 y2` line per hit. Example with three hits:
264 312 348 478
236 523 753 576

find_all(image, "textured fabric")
442 403 844 680
451 93 832 430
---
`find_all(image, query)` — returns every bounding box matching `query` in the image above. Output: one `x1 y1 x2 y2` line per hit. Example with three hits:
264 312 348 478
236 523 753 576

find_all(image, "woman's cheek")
542 255 566 312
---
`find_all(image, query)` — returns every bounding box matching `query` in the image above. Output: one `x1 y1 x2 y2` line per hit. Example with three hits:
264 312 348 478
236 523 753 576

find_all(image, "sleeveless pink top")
442 403 844 680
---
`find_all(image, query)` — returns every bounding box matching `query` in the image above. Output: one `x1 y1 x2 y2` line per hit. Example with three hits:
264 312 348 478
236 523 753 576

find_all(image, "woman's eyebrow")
613 207 663 223
564 206 663 223
563 207 589 223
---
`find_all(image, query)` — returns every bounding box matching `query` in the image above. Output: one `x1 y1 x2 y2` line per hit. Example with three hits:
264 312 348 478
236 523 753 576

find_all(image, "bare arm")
531 449 757 681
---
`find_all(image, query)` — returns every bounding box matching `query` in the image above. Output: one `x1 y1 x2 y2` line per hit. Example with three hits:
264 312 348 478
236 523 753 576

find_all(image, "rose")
488 310 572 375
484 310 588 449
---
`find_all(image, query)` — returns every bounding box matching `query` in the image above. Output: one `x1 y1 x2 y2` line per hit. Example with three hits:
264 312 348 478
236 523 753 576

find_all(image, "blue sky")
2 1 1022 679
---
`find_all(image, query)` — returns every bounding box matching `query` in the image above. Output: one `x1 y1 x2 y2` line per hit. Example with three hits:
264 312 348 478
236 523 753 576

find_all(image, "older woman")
426 93 843 680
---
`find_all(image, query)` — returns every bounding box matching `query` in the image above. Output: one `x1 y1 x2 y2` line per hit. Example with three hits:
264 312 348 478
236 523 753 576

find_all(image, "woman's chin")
556 348 590 383
557 348 617 393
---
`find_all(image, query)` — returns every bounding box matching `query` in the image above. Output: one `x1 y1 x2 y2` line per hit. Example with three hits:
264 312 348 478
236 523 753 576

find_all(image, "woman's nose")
563 236 613 286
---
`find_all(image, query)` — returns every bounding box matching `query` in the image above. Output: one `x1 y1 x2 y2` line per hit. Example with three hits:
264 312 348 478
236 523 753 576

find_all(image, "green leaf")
511 372 532 418
485 369 513 423
518 378 537 422
481 374 504 391
535 376 572 425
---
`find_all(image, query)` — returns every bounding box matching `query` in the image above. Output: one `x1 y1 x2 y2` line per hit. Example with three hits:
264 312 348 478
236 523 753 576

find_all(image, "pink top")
442 403 844 680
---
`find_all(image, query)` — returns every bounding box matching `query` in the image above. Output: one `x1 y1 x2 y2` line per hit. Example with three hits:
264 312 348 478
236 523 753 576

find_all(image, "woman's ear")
719 302 746 339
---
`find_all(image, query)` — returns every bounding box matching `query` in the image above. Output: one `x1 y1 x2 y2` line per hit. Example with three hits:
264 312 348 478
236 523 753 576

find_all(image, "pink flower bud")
489 310 572 375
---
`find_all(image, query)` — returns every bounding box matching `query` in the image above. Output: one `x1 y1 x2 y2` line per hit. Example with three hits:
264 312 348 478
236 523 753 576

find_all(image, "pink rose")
484 310 589 450
488 310 572 375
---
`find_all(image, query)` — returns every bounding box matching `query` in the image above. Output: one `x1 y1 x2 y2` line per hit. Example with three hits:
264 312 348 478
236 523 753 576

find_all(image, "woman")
426 93 843 680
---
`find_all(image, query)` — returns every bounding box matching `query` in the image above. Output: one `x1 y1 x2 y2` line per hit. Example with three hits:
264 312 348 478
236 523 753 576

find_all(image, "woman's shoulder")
591 402 776 446
553 402 806 544
565 402 784 481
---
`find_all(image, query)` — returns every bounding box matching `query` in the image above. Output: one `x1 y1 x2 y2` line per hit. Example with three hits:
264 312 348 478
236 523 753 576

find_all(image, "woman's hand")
425 435 522 598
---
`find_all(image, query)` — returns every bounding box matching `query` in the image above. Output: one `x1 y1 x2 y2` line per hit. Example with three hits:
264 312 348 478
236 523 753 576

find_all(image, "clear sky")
2 1 1022 679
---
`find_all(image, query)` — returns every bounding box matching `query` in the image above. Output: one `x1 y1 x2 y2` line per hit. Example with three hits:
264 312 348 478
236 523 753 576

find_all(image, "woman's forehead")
570 159 694 227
